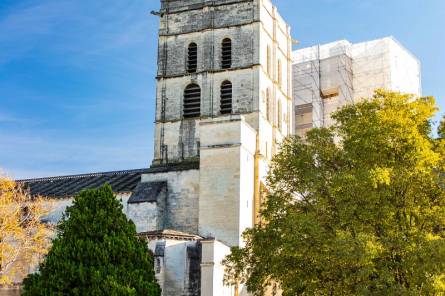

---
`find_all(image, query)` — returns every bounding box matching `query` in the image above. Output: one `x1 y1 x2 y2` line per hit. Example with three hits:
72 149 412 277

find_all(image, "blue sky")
0 0 444 179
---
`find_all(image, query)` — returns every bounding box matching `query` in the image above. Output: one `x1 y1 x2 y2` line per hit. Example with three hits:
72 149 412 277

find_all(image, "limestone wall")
141 169 200 234
200 240 234 296
127 202 159 233
199 116 256 247
43 192 132 225
147 238 201 296
157 25 259 79
159 0 257 36
43 175 198 236
258 0 293 159
153 67 258 163
154 0 292 164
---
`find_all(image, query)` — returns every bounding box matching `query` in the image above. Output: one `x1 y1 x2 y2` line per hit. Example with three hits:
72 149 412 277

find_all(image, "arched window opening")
187 43 198 73
220 81 233 114
221 38 232 69
183 84 201 118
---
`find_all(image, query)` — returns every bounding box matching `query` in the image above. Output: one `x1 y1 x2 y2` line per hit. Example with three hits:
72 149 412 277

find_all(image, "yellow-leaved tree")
0 172 52 286
224 90 445 295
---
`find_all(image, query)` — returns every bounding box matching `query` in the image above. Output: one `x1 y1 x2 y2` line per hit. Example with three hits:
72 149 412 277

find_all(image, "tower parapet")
160 0 252 11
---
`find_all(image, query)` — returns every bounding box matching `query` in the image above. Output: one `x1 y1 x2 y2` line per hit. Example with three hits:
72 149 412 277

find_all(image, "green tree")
224 90 445 295
439 116 445 139
22 184 161 296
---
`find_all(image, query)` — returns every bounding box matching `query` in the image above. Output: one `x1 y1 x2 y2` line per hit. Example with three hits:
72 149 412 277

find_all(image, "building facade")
19 5 424 296
293 37 422 136
23 0 292 295
143 0 293 293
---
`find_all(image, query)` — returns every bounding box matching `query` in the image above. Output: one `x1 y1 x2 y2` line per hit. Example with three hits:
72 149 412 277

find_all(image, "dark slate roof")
18 161 199 198
19 169 149 198
128 181 167 204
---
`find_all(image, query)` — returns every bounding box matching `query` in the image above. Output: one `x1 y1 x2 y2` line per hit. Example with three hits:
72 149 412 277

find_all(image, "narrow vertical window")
266 88 271 121
183 84 201 118
221 38 232 69
220 80 232 114
277 59 282 86
187 43 197 73
266 46 272 76
277 100 282 131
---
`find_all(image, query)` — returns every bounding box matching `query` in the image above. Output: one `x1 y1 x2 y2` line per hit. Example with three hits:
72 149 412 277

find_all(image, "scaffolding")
292 37 421 136
292 40 354 135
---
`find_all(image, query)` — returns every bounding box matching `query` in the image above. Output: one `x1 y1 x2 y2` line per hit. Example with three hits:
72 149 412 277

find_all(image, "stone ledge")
138 229 202 241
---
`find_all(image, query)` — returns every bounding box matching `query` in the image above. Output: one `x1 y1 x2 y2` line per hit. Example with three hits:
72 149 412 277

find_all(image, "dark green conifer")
22 184 161 296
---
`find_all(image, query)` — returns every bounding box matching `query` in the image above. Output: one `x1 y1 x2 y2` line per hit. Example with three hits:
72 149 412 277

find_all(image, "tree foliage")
224 90 445 295
0 172 52 286
22 184 161 296
439 116 445 139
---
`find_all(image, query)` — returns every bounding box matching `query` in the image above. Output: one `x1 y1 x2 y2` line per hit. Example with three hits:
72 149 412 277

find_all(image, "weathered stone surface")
18 1 294 295
198 116 256 247
153 0 292 164
141 169 200 234
147 237 202 296
159 1 257 35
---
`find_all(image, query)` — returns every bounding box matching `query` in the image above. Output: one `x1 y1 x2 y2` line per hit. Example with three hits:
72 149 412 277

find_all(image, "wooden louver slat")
221 38 232 69
188 43 198 73
220 81 232 114
184 84 201 118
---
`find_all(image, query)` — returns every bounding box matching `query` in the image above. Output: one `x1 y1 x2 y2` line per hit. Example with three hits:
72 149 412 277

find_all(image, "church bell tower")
153 0 293 246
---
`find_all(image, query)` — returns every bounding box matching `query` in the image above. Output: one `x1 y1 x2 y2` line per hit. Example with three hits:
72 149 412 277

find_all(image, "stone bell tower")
152 0 292 247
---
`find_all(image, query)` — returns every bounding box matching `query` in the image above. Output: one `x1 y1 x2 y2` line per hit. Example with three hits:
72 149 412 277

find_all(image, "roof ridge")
17 168 150 183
